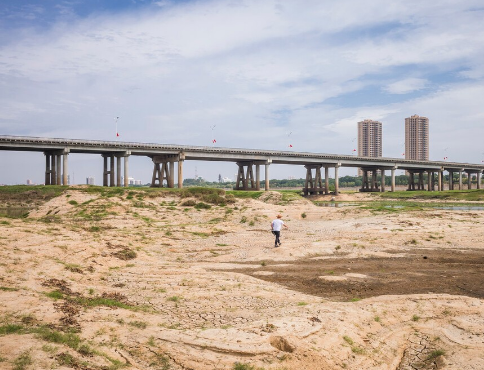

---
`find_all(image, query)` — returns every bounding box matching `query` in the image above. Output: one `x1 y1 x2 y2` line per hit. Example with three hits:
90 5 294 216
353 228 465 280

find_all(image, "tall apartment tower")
357 119 382 176
405 115 429 161
358 119 382 157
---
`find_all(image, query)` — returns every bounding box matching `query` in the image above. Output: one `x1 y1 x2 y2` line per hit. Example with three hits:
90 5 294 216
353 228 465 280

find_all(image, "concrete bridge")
1 135 483 194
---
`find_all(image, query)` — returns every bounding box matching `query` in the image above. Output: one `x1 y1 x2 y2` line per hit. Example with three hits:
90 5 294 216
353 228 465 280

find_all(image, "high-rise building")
358 119 382 158
357 119 382 176
86 177 95 185
405 115 429 161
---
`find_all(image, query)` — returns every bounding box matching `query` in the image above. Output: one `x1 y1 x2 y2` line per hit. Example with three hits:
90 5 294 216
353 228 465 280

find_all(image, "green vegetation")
412 314 420 322
233 363 256 370
13 351 32 370
0 286 18 291
426 349 445 360
0 324 23 335
226 190 263 199
0 185 66 198
128 321 148 329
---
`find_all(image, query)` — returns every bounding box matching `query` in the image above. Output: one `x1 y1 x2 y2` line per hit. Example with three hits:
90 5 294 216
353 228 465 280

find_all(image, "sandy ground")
0 189 483 370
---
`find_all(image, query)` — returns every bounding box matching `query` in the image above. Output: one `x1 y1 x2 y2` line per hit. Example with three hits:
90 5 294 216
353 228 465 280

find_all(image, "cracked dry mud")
0 189 484 370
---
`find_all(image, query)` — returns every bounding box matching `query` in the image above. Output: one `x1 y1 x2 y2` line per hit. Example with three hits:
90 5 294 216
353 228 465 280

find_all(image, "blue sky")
1 0 484 184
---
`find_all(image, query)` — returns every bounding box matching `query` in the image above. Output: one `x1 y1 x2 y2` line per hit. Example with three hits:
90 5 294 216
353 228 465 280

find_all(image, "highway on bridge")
1 135 483 194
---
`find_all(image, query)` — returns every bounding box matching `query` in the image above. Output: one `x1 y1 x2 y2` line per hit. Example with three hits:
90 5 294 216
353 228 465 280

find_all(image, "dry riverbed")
0 187 483 370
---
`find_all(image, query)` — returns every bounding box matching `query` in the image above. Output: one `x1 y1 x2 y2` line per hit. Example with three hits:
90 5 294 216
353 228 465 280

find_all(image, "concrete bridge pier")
44 149 69 185
459 170 464 190
324 166 329 195
265 161 270 191
235 161 257 190
334 164 340 195
391 167 396 192
178 152 185 189
380 169 385 192
303 164 324 195
102 154 115 186
151 155 177 188
478 172 482 190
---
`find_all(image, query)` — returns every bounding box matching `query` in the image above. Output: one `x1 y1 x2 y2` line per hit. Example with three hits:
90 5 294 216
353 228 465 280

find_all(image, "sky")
1 0 484 185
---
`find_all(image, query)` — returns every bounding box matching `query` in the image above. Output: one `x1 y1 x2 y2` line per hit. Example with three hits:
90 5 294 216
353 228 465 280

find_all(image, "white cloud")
383 78 428 94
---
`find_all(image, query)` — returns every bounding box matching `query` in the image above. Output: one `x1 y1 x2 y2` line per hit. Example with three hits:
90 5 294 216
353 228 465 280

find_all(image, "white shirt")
272 219 284 231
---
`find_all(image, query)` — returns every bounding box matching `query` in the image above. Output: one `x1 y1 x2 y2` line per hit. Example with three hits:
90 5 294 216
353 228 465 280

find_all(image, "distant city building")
405 114 429 161
26 179 33 185
222 177 232 183
357 119 382 175
86 177 95 185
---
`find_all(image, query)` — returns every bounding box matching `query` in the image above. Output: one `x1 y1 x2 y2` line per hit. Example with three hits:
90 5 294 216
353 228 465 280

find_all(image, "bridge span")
1 135 483 194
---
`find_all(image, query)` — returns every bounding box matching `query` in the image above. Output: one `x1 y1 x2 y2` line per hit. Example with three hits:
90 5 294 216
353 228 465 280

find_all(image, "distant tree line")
181 173 482 189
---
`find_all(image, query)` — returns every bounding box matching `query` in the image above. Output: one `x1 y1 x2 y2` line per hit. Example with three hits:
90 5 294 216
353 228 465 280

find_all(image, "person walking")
271 214 288 247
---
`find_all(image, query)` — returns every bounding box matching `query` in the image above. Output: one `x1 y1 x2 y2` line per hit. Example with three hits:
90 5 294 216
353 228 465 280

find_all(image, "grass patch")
233 363 256 370
35 327 81 349
226 191 263 199
13 351 32 370
426 349 445 360
0 286 18 291
45 290 65 300
194 202 211 210
0 324 24 335
128 321 148 329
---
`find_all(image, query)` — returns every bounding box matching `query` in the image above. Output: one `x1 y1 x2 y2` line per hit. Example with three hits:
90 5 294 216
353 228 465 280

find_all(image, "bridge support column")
116 156 122 187
63 151 69 185
151 155 177 188
449 171 453 190
324 166 329 195
265 162 270 191
438 170 442 191
360 169 369 192
102 154 115 187
178 153 185 188
427 171 432 191
459 170 463 190
45 153 52 185
477 172 481 190
391 168 396 192
467 172 472 190
56 154 62 185
380 169 385 192
255 164 261 191
124 155 129 187
371 170 378 191
235 162 256 190
45 150 68 185
334 164 340 195
303 165 324 195
51 155 56 185
110 156 115 187
418 172 424 190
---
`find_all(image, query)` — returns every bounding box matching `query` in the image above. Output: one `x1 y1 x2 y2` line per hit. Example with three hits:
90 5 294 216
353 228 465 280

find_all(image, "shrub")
180 199 196 206
194 202 211 210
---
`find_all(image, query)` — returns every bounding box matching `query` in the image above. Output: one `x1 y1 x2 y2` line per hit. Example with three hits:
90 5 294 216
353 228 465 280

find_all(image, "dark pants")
272 231 281 246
